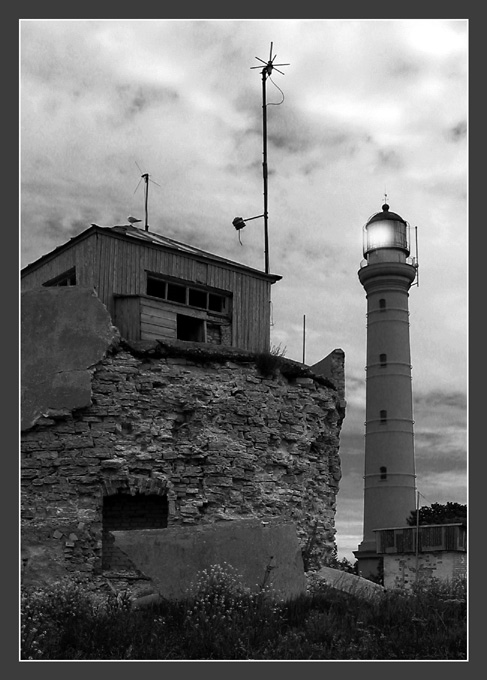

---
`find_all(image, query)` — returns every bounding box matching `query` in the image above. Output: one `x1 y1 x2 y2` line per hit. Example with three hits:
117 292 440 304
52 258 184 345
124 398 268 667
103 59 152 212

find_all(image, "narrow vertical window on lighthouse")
379 298 386 310
380 466 387 480
380 353 387 367
380 409 387 423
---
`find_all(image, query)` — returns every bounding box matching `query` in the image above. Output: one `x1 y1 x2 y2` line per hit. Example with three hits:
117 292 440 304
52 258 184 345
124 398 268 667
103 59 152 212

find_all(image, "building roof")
366 203 407 226
21 223 282 282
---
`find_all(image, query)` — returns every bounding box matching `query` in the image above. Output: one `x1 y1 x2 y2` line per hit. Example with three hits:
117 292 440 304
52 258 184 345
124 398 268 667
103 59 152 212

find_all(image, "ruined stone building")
21 223 345 599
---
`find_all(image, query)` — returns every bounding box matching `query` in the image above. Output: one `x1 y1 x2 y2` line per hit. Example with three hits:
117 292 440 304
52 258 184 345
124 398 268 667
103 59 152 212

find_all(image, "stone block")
21 287 119 430
312 566 385 600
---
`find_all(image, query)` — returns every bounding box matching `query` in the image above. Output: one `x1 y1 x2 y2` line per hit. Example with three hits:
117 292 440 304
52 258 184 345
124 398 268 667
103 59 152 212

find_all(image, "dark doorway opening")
102 493 168 570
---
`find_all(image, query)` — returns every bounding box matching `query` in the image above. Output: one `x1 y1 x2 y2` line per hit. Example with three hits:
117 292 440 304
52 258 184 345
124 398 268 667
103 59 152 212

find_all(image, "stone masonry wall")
21 340 344 590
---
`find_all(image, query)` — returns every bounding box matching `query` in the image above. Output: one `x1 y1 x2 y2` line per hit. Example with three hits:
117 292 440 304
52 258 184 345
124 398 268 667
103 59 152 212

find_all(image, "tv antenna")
133 161 161 231
232 42 289 274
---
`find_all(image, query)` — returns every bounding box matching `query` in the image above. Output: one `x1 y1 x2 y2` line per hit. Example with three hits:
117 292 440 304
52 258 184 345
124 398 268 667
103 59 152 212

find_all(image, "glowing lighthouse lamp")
361 204 413 264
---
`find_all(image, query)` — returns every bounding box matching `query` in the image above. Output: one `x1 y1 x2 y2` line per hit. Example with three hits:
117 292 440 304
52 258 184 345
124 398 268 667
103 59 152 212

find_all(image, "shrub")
21 578 98 659
181 562 285 659
20 569 467 660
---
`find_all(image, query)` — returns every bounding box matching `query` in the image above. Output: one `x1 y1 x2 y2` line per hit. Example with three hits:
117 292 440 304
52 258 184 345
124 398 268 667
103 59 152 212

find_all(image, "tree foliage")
406 502 467 527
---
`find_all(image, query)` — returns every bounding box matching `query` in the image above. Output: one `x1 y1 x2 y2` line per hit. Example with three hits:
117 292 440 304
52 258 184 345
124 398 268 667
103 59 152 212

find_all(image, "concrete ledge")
112 518 307 600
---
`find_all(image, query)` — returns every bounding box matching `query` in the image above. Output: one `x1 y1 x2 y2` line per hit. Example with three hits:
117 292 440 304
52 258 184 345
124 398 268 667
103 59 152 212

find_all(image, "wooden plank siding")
113 296 141 341
140 298 178 341
21 227 276 353
20 233 97 292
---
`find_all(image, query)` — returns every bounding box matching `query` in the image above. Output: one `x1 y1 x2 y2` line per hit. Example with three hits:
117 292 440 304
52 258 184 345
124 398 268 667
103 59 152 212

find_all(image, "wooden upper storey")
21 224 281 353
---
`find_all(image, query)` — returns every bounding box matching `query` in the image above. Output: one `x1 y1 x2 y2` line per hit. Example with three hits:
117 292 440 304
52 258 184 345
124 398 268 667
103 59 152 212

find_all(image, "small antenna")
133 162 161 231
409 225 420 287
414 226 420 287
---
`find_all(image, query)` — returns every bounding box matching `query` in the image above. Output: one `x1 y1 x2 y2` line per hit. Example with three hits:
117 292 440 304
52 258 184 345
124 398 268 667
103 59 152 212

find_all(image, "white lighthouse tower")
354 202 418 580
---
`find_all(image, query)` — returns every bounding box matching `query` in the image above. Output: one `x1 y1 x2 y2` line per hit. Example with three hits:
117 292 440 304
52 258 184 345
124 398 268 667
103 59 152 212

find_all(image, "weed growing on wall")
255 343 287 378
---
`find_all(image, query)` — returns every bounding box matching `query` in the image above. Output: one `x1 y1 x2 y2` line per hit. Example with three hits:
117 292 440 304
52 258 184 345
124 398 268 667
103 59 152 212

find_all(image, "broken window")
177 314 205 342
43 267 77 287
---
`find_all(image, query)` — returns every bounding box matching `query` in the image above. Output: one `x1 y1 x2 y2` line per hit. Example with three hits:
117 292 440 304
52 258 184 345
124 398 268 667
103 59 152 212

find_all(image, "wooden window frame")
146 272 231 317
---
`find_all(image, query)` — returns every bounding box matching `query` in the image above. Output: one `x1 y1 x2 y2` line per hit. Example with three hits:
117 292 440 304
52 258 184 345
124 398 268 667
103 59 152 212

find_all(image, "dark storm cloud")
415 389 467 413
414 388 467 472
340 431 366 459
344 372 365 396
117 84 180 116
43 217 91 243
21 217 91 268
388 59 421 79
449 120 467 142
376 148 404 170
240 90 368 160
415 429 466 459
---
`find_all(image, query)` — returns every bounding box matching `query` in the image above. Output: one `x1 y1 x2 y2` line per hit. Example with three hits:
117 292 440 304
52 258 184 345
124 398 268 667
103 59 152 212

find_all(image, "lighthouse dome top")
367 203 407 226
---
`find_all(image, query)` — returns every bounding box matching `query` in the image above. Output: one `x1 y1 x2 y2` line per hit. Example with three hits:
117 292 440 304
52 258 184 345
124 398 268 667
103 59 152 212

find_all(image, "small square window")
147 277 166 299
188 289 207 309
167 283 186 304
208 293 225 313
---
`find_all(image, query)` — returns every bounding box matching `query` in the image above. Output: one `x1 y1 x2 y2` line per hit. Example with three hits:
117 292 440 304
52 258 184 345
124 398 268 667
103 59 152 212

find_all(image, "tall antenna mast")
251 43 289 274
233 43 289 274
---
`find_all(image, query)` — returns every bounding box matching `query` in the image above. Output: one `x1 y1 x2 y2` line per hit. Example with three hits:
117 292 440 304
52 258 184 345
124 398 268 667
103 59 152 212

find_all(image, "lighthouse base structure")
353 545 383 582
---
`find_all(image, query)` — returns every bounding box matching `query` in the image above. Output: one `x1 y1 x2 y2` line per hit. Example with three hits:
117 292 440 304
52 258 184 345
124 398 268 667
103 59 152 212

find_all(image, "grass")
20 563 467 661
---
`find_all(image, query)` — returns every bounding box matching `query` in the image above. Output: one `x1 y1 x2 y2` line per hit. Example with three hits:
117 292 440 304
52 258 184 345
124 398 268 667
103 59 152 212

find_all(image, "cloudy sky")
20 19 468 561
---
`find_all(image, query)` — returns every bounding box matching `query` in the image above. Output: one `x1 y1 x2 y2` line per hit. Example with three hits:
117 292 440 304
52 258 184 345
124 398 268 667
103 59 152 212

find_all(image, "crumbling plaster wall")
21 286 120 430
382 552 467 591
21 287 345 590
